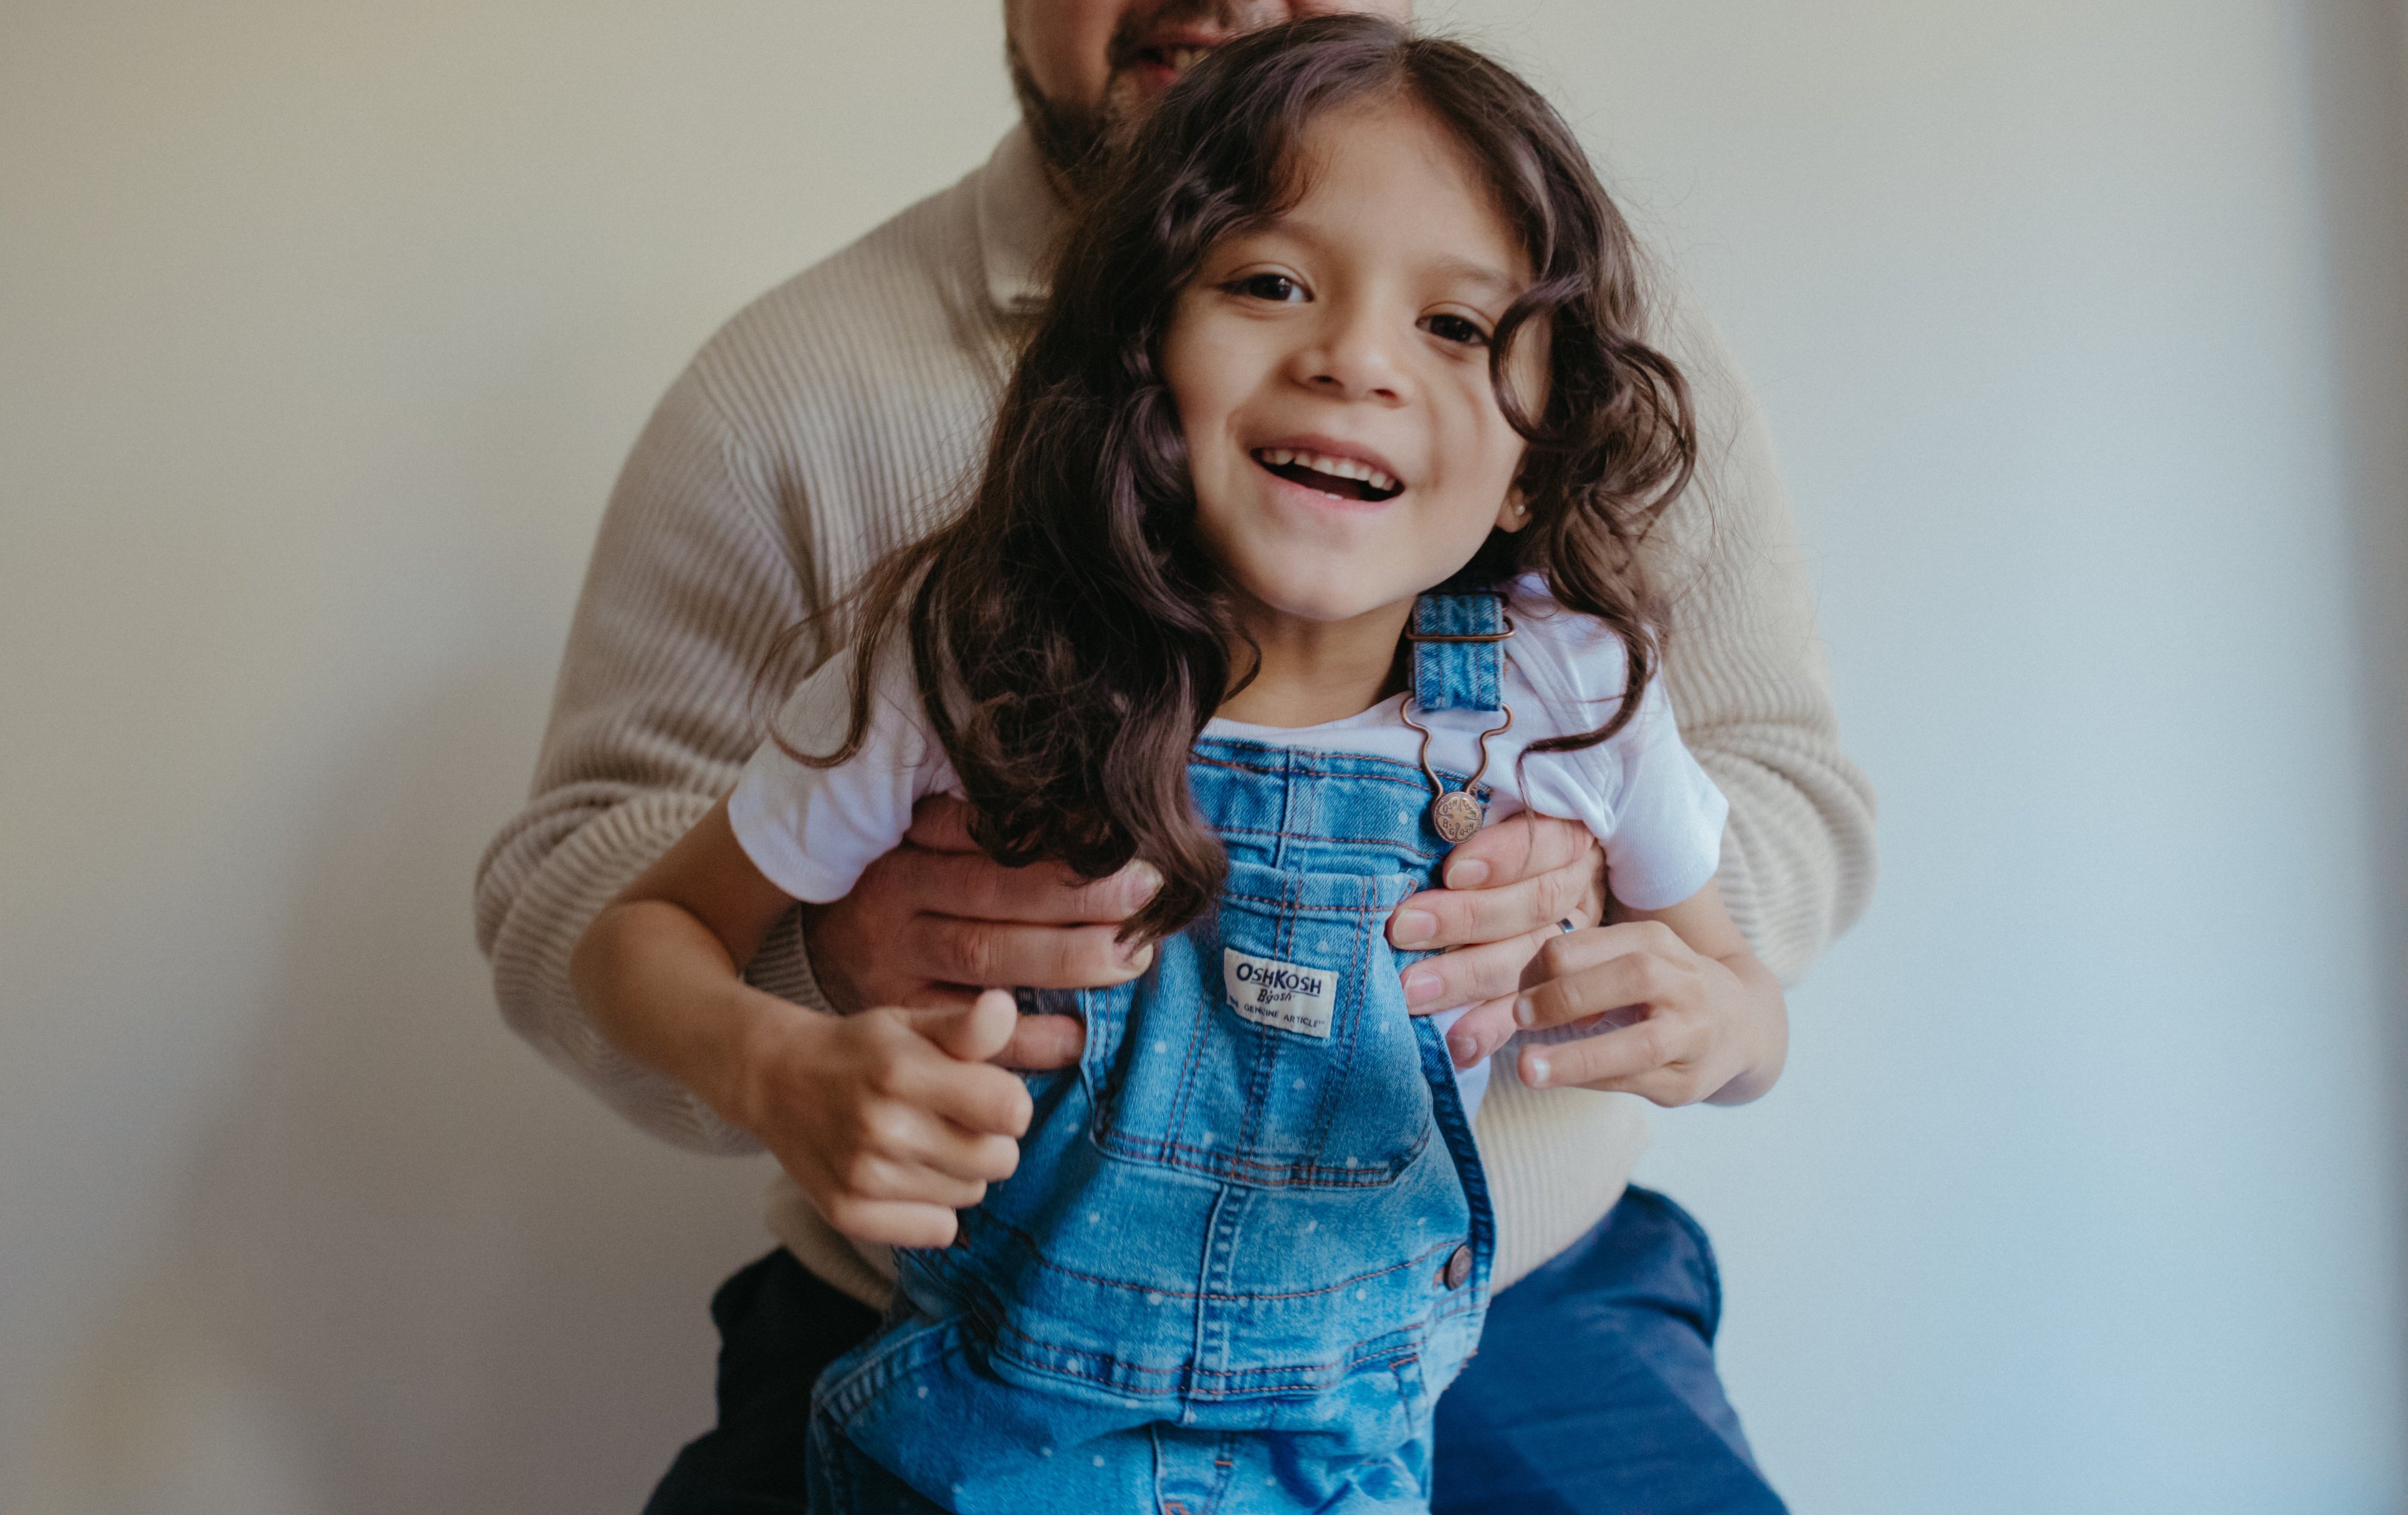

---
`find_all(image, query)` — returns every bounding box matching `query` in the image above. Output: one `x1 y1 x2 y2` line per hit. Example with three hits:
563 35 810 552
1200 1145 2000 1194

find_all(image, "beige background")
4 2 2406 1510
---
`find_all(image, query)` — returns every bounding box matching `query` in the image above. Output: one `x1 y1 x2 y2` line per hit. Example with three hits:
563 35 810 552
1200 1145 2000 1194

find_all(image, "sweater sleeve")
1648 292 1879 984
473 359 824 1155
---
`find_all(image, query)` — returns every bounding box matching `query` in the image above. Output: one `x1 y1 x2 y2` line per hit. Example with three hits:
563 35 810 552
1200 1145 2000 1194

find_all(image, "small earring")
1513 500 1527 516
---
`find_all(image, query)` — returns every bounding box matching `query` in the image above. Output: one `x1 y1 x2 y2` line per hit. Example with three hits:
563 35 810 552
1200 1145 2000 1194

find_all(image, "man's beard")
1008 37 1117 193
1008 0 1291 193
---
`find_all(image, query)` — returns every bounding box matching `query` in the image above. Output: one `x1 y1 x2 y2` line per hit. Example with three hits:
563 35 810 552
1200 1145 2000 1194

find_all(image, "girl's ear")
1494 487 1532 534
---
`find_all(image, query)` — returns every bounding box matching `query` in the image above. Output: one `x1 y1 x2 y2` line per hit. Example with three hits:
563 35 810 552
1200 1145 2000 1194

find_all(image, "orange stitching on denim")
983 1319 1440 1396
1094 1127 1425 1188
973 1214 1461 1304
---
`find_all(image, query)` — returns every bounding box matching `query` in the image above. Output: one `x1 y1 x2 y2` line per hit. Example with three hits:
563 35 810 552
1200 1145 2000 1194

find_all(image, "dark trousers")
644 1187 1786 1514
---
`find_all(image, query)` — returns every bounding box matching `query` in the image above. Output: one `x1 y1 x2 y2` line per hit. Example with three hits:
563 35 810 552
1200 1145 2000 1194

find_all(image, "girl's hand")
1506 883 1788 1107
1388 813 1605 1069
570 800 1039 1249
732 988 1036 1249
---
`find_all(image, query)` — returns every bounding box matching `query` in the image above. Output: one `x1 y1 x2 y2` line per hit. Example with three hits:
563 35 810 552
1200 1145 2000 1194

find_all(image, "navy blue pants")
644 1187 1784 1514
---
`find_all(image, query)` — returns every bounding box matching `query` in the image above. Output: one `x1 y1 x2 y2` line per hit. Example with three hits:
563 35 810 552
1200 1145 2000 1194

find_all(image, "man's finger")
1400 924 1557 1015
909 915 1154 992
1390 852 1592 952
902 848 1160 926
1433 811 1597 892
995 1010 1085 1071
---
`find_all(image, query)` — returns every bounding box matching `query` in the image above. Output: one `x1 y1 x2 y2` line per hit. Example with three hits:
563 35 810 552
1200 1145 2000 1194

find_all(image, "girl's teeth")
1167 47 1203 72
1256 449 1400 493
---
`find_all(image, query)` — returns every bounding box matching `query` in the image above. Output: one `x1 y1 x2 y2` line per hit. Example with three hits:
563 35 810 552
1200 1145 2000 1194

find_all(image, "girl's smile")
1248 434 1406 505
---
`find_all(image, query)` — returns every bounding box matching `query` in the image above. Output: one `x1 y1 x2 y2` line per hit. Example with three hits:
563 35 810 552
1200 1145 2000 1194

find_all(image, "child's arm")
570 798 1034 1247
1499 879 1787 1105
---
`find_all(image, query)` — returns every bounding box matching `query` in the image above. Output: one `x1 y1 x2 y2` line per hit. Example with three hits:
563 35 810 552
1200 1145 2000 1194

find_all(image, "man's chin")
1013 89 1103 187
1009 52 1180 191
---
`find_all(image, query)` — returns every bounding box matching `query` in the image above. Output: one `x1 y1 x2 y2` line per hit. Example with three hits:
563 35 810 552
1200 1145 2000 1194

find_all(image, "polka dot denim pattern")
808 598 1504 1514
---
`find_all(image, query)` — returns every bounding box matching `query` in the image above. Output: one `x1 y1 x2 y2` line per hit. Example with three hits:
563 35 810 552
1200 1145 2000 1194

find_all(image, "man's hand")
735 988 1041 1248
801 795 1157 1071
1389 813 1606 1069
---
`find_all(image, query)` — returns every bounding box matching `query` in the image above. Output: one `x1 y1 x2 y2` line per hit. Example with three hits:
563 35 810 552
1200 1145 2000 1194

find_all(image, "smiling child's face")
1161 99 1543 638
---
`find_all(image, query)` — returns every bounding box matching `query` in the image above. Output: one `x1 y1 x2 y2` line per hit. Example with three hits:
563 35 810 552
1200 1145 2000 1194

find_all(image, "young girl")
575 17 1784 1513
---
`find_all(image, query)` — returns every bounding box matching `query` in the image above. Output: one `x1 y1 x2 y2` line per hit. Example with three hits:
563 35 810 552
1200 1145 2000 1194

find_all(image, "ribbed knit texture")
474 127 1877 1304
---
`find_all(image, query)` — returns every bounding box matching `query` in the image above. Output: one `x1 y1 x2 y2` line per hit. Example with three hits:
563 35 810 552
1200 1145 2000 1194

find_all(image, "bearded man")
476 4 1875 1509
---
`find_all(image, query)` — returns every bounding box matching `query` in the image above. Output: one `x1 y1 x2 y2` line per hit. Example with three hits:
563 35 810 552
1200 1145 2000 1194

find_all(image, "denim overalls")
807 593 1513 1515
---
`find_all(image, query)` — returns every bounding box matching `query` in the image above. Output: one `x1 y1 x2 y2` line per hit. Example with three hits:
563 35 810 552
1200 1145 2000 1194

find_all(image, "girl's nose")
1294 308 1408 404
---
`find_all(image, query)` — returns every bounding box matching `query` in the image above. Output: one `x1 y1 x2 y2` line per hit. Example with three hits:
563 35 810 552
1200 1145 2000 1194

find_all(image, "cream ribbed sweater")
474 126 1876 1306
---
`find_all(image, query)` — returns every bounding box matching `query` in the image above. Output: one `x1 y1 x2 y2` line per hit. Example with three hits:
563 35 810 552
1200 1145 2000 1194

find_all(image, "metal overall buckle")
1398 592 1514 846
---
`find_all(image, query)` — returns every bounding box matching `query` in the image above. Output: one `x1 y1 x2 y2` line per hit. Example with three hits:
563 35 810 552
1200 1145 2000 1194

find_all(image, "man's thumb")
917 988 1020 1064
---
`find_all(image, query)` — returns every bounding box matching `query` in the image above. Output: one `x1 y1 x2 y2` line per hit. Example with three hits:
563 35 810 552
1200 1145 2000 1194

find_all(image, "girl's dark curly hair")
788 14 1694 942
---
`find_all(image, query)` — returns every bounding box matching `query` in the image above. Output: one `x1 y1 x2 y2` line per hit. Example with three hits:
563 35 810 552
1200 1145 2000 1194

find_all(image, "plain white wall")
2 2 2402 1511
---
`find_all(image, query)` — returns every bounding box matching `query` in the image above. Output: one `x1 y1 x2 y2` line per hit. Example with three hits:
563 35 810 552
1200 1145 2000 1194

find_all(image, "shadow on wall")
2298 0 2408 1438
20 671 774 1515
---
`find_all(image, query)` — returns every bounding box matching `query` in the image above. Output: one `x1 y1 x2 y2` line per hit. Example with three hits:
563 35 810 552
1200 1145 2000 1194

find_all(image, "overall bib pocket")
1083 859 1432 1189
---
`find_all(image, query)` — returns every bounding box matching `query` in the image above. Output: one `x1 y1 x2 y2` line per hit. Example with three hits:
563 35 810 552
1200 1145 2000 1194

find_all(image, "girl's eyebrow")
1428 256 1523 301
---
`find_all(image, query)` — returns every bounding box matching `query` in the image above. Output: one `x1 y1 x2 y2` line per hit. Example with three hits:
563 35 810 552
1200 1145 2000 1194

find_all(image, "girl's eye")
1420 312 1490 348
1227 272 1304 302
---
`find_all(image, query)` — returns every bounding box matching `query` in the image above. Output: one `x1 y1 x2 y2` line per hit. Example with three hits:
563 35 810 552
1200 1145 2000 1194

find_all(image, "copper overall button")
1441 1244 1473 1290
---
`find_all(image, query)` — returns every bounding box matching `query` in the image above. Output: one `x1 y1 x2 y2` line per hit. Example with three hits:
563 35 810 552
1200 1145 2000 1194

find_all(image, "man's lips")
1120 34 1224 89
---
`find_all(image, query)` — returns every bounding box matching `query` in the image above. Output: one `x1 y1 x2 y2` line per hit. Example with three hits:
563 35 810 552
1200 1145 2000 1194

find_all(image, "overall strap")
1403 589 1516 845
1408 590 1510 713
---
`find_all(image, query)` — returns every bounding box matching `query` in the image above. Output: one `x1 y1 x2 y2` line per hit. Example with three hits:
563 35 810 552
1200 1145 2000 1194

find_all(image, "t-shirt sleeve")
725 643 957 904
1588 676 1730 909
1514 610 1730 912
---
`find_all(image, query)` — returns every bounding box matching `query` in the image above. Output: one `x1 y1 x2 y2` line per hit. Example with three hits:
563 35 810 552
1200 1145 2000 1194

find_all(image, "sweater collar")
973 123 1069 316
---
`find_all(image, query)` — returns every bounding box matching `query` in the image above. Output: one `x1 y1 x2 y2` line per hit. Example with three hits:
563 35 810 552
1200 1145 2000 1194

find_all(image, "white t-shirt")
728 580 1730 1123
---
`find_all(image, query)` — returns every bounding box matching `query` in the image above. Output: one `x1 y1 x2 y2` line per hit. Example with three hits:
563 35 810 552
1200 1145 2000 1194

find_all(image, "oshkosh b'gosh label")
1223 948 1337 1039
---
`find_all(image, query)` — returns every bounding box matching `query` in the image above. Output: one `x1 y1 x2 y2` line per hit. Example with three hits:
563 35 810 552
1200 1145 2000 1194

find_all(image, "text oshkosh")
1223 947 1337 1038
1232 962 1326 1000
